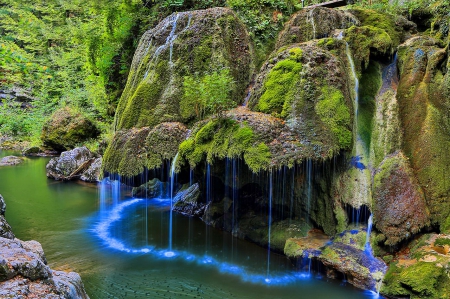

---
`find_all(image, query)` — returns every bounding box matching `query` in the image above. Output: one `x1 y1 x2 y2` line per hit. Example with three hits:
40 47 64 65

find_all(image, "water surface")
0 150 380 298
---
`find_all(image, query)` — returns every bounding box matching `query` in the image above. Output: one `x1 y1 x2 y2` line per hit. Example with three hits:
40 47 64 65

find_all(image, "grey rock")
0 194 15 239
22 146 42 156
20 240 47 265
46 147 95 180
0 237 52 281
80 157 102 182
0 155 22 166
0 194 5 216
132 178 169 198
173 183 205 217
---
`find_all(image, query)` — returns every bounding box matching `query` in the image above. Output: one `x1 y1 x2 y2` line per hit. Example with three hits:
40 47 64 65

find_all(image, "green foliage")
257 48 303 117
226 0 300 66
315 87 352 149
179 118 271 172
0 0 148 141
181 68 235 119
434 238 450 247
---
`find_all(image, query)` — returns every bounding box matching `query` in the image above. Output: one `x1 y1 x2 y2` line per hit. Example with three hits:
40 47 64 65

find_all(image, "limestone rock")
132 178 169 198
275 7 359 49
114 8 253 130
80 157 102 182
41 107 100 152
373 151 430 246
0 155 22 166
396 36 450 230
46 147 96 181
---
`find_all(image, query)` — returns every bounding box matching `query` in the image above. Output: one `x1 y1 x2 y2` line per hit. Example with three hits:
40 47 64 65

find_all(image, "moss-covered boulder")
396 36 450 231
103 122 187 177
285 229 387 292
114 8 253 130
381 234 450 299
41 107 100 152
275 7 359 49
248 41 354 159
372 152 430 246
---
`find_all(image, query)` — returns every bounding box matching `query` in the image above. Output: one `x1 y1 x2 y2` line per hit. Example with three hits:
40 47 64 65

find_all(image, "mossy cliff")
114 8 253 130
396 36 450 231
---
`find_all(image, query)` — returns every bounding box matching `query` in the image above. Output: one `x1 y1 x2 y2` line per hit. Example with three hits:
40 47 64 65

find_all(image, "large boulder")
41 107 100 152
372 152 430 246
46 147 97 181
80 157 102 183
114 7 253 130
0 237 90 299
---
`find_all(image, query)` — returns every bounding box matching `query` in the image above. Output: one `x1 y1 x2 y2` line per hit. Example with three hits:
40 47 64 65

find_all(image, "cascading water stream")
167 152 179 256
308 9 316 40
266 171 273 282
365 214 373 255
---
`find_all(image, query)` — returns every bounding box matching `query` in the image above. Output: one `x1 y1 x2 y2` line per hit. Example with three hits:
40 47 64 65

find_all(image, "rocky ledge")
0 194 90 298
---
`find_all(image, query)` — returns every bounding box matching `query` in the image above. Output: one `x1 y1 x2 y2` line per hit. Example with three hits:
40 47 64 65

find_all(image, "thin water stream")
0 150 379 298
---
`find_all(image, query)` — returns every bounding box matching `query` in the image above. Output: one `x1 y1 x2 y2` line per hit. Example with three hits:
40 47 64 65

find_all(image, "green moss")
381 263 408 296
320 247 340 264
284 238 303 258
434 238 450 247
399 262 445 297
257 48 303 117
358 61 380 151
244 143 271 173
179 119 271 173
344 25 393 69
334 230 366 250
315 87 352 149
334 204 348 233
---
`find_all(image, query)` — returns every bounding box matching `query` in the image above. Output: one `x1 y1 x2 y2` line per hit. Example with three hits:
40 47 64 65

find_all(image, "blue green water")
0 150 381 298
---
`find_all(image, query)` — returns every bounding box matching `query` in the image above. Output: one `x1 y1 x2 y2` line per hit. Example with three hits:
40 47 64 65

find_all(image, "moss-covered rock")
114 8 253 130
396 36 450 231
372 152 430 246
275 7 359 49
103 122 187 177
41 107 100 152
248 41 354 159
381 234 450 299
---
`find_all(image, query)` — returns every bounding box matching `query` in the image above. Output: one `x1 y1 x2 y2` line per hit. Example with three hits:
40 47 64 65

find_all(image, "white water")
168 152 179 253
365 214 373 253
308 9 316 39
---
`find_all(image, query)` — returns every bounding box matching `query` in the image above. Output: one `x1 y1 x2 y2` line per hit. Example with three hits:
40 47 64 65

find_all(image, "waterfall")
308 9 316 40
266 171 273 282
167 152 179 256
306 159 313 217
365 214 373 255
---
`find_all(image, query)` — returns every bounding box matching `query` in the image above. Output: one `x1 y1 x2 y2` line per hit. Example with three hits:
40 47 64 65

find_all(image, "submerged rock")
46 147 99 181
0 155 23 166
41 107 100 152
132 178 169 198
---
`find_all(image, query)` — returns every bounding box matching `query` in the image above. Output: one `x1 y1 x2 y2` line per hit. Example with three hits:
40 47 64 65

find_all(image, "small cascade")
167 153 179 256
242 90 251 107
308 9 317 39
143 13 182 79
306 159 313 217
206 163 211 203
266 171 273 282
365 214 373 255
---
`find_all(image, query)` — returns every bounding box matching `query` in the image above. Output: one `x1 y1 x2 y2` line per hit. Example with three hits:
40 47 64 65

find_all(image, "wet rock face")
396 36 450 230
80 157 102 183
46 146 99 181
373 152 430 246
173 183 205 217
0 194 15 240
276 7 359 49
41 107 100 152
0 155 22 166
114 7 253 130
132 178 170 198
